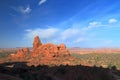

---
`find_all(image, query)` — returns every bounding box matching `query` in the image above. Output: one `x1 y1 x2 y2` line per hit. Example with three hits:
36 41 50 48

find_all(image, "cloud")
108 18 117 23
105 40 113 44
78 21 103 33
74 38 85 43
25 28 81 40
25 28 59 39
24 19 114 47
12 5 31 14
60 28 79 40
24 27 86 46
39 0 47 5
19 5 31 14
88 21 101 28
83 21 109 31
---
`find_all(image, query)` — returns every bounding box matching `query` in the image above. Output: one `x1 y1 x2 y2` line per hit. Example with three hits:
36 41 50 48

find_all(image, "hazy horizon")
1 0 120 48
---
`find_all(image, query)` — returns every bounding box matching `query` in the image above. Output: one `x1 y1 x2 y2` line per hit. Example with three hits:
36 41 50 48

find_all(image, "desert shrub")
107 63 112 69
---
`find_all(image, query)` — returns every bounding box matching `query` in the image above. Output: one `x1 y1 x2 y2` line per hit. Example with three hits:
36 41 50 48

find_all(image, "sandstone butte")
10 36 70 59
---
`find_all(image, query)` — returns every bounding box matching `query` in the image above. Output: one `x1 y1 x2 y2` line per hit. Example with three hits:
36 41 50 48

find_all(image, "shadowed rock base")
0 62 119 80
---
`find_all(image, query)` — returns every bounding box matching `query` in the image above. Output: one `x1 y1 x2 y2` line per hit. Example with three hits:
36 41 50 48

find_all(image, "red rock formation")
33 36 42 51
32 43 59 57
16 49 25 57
59 43 66 50
32 41 70 57
10 48 29 58
58 43 70 56
11 36 70 59
23 47 29 54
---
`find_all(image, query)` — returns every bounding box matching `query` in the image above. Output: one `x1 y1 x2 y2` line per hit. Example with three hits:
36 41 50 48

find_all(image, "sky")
0 0 120 48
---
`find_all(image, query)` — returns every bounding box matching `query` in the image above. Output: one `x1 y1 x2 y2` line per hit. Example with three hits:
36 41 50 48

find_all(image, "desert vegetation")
71 53 120 69
1 50 120 69
0 50 17 58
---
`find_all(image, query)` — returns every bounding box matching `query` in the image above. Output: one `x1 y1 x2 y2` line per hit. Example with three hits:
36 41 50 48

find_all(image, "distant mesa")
10 36 70 59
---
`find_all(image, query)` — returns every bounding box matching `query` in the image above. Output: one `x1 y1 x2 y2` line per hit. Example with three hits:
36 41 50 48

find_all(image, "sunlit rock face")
33 36 42 51
58 43 70 56
32 36 70 57
10 36 70 58
10 48 29 58
32 43 58 57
